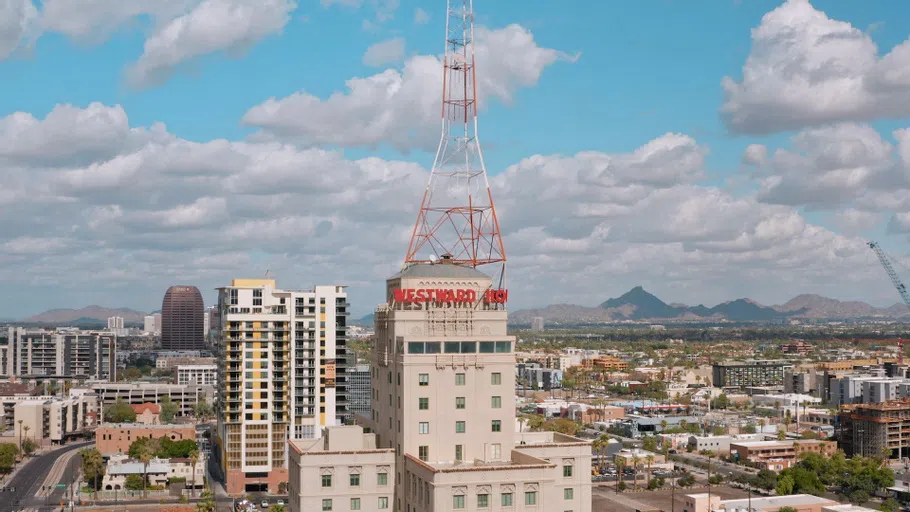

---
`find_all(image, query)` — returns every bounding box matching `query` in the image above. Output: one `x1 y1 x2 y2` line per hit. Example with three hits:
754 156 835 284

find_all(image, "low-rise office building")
96 423 198 457
684 493 838 512
176 365 217 387
12 393 100 446
85 382 214 417
729 440 837 471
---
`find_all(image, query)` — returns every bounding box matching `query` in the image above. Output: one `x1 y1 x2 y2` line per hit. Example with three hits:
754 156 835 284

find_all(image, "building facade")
712 360 792 388
729 440 837 470
215 278 349 493
161 285 205 350
4 328 116 380
86 382 214 417
839 399 910 458
13 393 100 446
96 424 197 456
177 364 218 387
346 364 371 422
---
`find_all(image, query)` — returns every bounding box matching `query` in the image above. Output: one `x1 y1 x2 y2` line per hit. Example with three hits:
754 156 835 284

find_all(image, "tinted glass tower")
161 285 205 350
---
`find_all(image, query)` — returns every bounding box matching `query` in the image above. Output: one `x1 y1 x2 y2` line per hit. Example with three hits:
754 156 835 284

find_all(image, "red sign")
393 288 508 304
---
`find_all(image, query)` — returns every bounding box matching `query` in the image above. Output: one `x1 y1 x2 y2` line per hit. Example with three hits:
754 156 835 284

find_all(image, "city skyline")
4 0 910 317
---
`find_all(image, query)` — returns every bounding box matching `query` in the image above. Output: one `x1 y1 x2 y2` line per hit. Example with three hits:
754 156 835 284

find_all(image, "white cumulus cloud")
362 37 405 67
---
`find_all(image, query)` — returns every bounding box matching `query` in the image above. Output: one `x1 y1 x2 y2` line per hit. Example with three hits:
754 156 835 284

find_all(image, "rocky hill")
22 306 147 324
509 286 906 325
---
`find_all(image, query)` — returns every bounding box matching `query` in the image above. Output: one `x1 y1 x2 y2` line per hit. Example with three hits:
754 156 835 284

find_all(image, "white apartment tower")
215 279 349 494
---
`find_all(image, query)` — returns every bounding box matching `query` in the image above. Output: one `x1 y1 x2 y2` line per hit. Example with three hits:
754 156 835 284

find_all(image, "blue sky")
3 0 910 317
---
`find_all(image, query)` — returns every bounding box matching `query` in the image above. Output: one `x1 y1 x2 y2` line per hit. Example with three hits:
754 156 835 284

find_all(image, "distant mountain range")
21 306 147 324
509 286 910 325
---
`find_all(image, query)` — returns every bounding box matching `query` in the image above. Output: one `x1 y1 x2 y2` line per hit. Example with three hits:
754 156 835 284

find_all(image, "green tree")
779 508 798 512
752 469 778 490
193 397 214 420
80 448 105 500
642 436 658 452
104 399 137 423
742 423 757 434
712 393 729 410
136 438 158 498
160 396 179 423
776 474 795 496
21 438 37 456
268 505 286 512
120 368 142 381
880 497 901 512
196 490 217 512
543 418 578 436
125 474 144 490
677 474 695 487
0 444 19 473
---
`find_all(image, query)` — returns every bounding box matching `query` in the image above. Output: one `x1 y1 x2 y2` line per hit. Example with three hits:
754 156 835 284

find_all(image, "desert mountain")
509 286 907 325
22 306 147 324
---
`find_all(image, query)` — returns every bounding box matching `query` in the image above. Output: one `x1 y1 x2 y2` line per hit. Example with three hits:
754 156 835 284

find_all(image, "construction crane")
868 241 908 364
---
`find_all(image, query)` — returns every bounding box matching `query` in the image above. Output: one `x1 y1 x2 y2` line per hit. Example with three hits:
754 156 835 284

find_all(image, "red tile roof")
131 403 161 414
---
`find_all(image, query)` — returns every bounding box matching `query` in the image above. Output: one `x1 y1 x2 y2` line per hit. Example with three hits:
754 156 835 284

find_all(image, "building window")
419 374 429 386
453 495 465 509
492 420 501 432
491 373 501 385
419 397 429 410
350 474 360 486
477 494 489 508
525 492 537 505
321 475 332 487
378 473 388 486
455 373 465 386
378 497 389 509
563 465 573 477
501 493 513 506
321 499 332 511
491 396 501 408
455 444 463 461
419 446 429 461
456 421 465 434
419 422 429 434
350 498 360 510
564 488 574 500
455 397 465 409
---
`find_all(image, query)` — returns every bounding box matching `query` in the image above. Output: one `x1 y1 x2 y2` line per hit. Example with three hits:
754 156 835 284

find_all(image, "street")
0 441 91 512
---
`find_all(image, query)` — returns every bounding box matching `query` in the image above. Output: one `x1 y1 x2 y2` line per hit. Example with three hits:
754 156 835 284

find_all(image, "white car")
276 500 284 506
261 501 269 508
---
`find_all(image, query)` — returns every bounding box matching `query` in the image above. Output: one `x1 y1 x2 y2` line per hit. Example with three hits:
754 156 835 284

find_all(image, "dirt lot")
592 483 750 512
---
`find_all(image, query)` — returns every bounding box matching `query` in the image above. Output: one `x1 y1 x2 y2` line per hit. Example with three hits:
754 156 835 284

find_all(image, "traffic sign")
56 484 65 488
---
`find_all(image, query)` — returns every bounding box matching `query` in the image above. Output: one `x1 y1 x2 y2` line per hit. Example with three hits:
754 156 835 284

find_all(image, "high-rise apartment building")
288 264 592 512
531 317 545 331
161 285 205 350
3 328 116 380
143 315 156 334
107 317 124 330
346 364 371 421
215 278 349 493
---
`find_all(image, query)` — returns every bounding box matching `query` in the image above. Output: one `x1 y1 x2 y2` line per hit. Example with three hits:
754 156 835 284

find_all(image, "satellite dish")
429 254 438 263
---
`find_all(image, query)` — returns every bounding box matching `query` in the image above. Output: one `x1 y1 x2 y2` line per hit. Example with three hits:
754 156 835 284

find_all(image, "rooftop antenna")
404 0 506 287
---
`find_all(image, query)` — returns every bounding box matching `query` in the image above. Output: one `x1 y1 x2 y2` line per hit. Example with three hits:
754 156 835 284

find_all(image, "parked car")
261 501 269 508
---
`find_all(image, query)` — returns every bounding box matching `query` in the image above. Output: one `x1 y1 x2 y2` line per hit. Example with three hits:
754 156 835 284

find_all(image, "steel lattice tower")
404 0 506 283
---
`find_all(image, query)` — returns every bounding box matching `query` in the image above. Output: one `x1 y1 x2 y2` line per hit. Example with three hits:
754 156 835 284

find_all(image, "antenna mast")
404 0 506 284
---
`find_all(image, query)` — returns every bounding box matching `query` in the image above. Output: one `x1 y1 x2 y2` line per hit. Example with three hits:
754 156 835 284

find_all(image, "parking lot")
592 483 749 512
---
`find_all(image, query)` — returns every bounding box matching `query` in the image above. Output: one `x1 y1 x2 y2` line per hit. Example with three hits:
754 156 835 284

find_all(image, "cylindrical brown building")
161 285 205 350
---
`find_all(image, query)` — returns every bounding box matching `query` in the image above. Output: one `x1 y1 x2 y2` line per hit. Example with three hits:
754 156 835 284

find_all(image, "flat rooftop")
720 493 834 509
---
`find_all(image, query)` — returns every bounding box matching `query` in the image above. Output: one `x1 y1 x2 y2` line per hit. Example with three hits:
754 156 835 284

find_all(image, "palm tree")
189 449 200 497
22 425 30 451
80 448 104 501
645 454 655 488
660 419 669 432
614 455 625 493
137 441 155 498
16 420 22 456
631 455 640 490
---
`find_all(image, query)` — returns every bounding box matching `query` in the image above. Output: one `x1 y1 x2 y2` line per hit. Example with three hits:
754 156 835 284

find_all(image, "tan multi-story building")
581 356 629 372
729 440 837 471
215 279 349 493
287 263 592 512
12 393 100 446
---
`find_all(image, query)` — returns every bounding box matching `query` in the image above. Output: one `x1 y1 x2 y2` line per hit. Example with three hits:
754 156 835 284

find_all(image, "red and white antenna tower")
404 0 506 283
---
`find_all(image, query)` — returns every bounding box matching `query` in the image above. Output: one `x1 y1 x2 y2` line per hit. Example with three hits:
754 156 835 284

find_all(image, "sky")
3 0 910 318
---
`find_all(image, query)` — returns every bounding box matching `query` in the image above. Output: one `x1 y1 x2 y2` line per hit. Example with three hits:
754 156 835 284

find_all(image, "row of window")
418 396 501 410
416 420 503 435
417 372 502 386
321 473 388 488
407 341 512 354
321 497 388 510
450 488 574 509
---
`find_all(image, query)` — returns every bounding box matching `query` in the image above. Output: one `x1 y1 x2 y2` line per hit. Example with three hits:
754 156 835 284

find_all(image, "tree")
278 482 288 494
779 508 798 512
268 505 286 512
752 469 778 490
642 436 658 452
125 474 144 490
742 424 757 434
645 455 655 488
614 456 625 494
880 497 901 512
543 418 578 436
196 490 216 512
160 396 179 424
120 368 142 381
677 474 695 487
81 448 105 500
631 456 640 490
712 393 729 410
136 438 158 498
189 449 200 497
193 397 214 420
0 444 19 473
105 399 137 423
21 438 36 456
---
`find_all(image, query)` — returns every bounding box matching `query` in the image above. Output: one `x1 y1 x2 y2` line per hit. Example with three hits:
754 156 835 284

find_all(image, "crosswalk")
17 507 39 512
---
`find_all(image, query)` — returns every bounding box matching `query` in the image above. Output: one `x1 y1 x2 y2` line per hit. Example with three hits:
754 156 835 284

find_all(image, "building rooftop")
130 403 160 414
99 423 194 429
731 439 829 448
391 263 489 280
719 493 834 509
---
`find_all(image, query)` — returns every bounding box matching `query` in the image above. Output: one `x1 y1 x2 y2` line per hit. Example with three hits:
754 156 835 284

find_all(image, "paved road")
0 441 90 512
